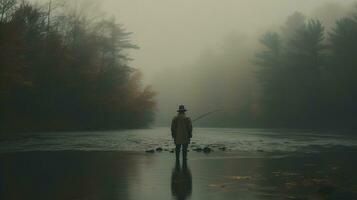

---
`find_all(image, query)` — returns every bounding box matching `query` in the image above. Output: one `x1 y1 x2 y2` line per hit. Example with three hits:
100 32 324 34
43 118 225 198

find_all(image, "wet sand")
0 149 356 200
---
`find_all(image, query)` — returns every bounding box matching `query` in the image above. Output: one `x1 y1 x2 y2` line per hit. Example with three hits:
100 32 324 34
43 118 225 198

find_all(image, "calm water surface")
0 128 357 200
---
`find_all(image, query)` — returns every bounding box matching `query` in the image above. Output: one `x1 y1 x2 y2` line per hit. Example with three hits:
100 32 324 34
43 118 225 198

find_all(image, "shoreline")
2 126 357 136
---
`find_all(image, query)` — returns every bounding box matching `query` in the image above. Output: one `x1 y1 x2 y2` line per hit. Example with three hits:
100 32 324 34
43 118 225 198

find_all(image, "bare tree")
46 0 52 32
0 0 16 23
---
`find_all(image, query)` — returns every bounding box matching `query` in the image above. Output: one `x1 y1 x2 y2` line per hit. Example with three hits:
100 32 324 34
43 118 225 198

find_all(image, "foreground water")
1 128 357 200
0 127 356 153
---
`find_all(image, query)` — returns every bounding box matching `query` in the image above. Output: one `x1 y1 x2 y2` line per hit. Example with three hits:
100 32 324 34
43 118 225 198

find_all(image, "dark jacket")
171 113 192 144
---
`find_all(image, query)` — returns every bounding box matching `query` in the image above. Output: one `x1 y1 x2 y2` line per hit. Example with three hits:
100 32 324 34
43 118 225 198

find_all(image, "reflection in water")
0 151 136 200
171 160 192 200
1 146 356 199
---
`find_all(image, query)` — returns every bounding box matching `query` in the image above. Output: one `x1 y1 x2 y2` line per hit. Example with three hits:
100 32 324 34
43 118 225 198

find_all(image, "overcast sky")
98 0 354 81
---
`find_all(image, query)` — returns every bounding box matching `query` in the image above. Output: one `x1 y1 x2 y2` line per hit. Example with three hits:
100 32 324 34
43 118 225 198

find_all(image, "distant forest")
256 11 357 128
185 7 357 129
0 0 156 133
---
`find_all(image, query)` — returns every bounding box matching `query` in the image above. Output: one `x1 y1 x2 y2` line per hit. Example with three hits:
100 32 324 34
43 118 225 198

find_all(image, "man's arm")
171 117 177 139
187 118 193 138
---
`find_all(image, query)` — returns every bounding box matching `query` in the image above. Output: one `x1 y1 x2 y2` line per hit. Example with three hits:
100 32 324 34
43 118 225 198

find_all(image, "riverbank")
0 148 356 200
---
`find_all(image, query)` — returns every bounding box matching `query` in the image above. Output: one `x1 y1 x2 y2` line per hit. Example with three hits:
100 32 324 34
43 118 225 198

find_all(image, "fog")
29 0 357 126
3 2 357 199
98 0 355 125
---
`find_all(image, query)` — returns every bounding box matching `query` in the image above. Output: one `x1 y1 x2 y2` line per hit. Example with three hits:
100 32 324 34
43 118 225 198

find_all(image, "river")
0 127 356 153
0 128 357 200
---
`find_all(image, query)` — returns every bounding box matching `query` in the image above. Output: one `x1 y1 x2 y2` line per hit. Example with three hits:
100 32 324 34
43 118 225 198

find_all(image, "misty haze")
1 0 357 199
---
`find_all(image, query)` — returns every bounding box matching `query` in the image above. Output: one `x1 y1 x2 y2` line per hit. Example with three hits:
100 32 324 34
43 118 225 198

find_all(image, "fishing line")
192 110 222 123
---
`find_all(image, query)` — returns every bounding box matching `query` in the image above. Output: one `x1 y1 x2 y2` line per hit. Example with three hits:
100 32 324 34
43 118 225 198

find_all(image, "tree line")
0 0 156 133
256 11 357 128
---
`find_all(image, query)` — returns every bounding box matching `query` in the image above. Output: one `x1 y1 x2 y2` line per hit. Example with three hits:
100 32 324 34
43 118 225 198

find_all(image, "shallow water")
1 150 357 200
1 128 357 200
0 127 356 153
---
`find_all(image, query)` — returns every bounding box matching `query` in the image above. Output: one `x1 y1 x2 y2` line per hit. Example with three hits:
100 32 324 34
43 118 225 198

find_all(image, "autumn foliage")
0 1 156 133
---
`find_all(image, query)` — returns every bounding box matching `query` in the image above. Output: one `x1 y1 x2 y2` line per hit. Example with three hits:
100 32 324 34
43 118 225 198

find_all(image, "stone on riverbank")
203 147 212 153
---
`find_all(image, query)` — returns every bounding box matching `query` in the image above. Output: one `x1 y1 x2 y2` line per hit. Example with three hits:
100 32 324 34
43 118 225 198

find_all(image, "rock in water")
145 149 155 153
219 147 226 151
203 147 212 153
156 147 163 152
193 148 203 152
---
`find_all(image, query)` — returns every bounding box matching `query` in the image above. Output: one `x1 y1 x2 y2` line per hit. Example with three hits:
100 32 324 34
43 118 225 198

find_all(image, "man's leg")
182 144 188 160
175 144 181 161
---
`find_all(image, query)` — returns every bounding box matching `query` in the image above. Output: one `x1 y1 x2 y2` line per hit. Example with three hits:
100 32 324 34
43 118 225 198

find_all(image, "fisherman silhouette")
171 105 193 161
171 160 192 200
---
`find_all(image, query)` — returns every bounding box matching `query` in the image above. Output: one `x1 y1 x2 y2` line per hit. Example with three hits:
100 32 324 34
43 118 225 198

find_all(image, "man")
171 105 193 161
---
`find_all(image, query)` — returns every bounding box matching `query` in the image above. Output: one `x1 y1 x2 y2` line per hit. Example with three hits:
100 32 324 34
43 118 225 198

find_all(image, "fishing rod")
192 110 222 123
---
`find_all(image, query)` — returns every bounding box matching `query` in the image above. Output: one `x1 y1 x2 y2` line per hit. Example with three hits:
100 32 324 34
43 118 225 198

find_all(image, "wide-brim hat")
177 105 187 112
